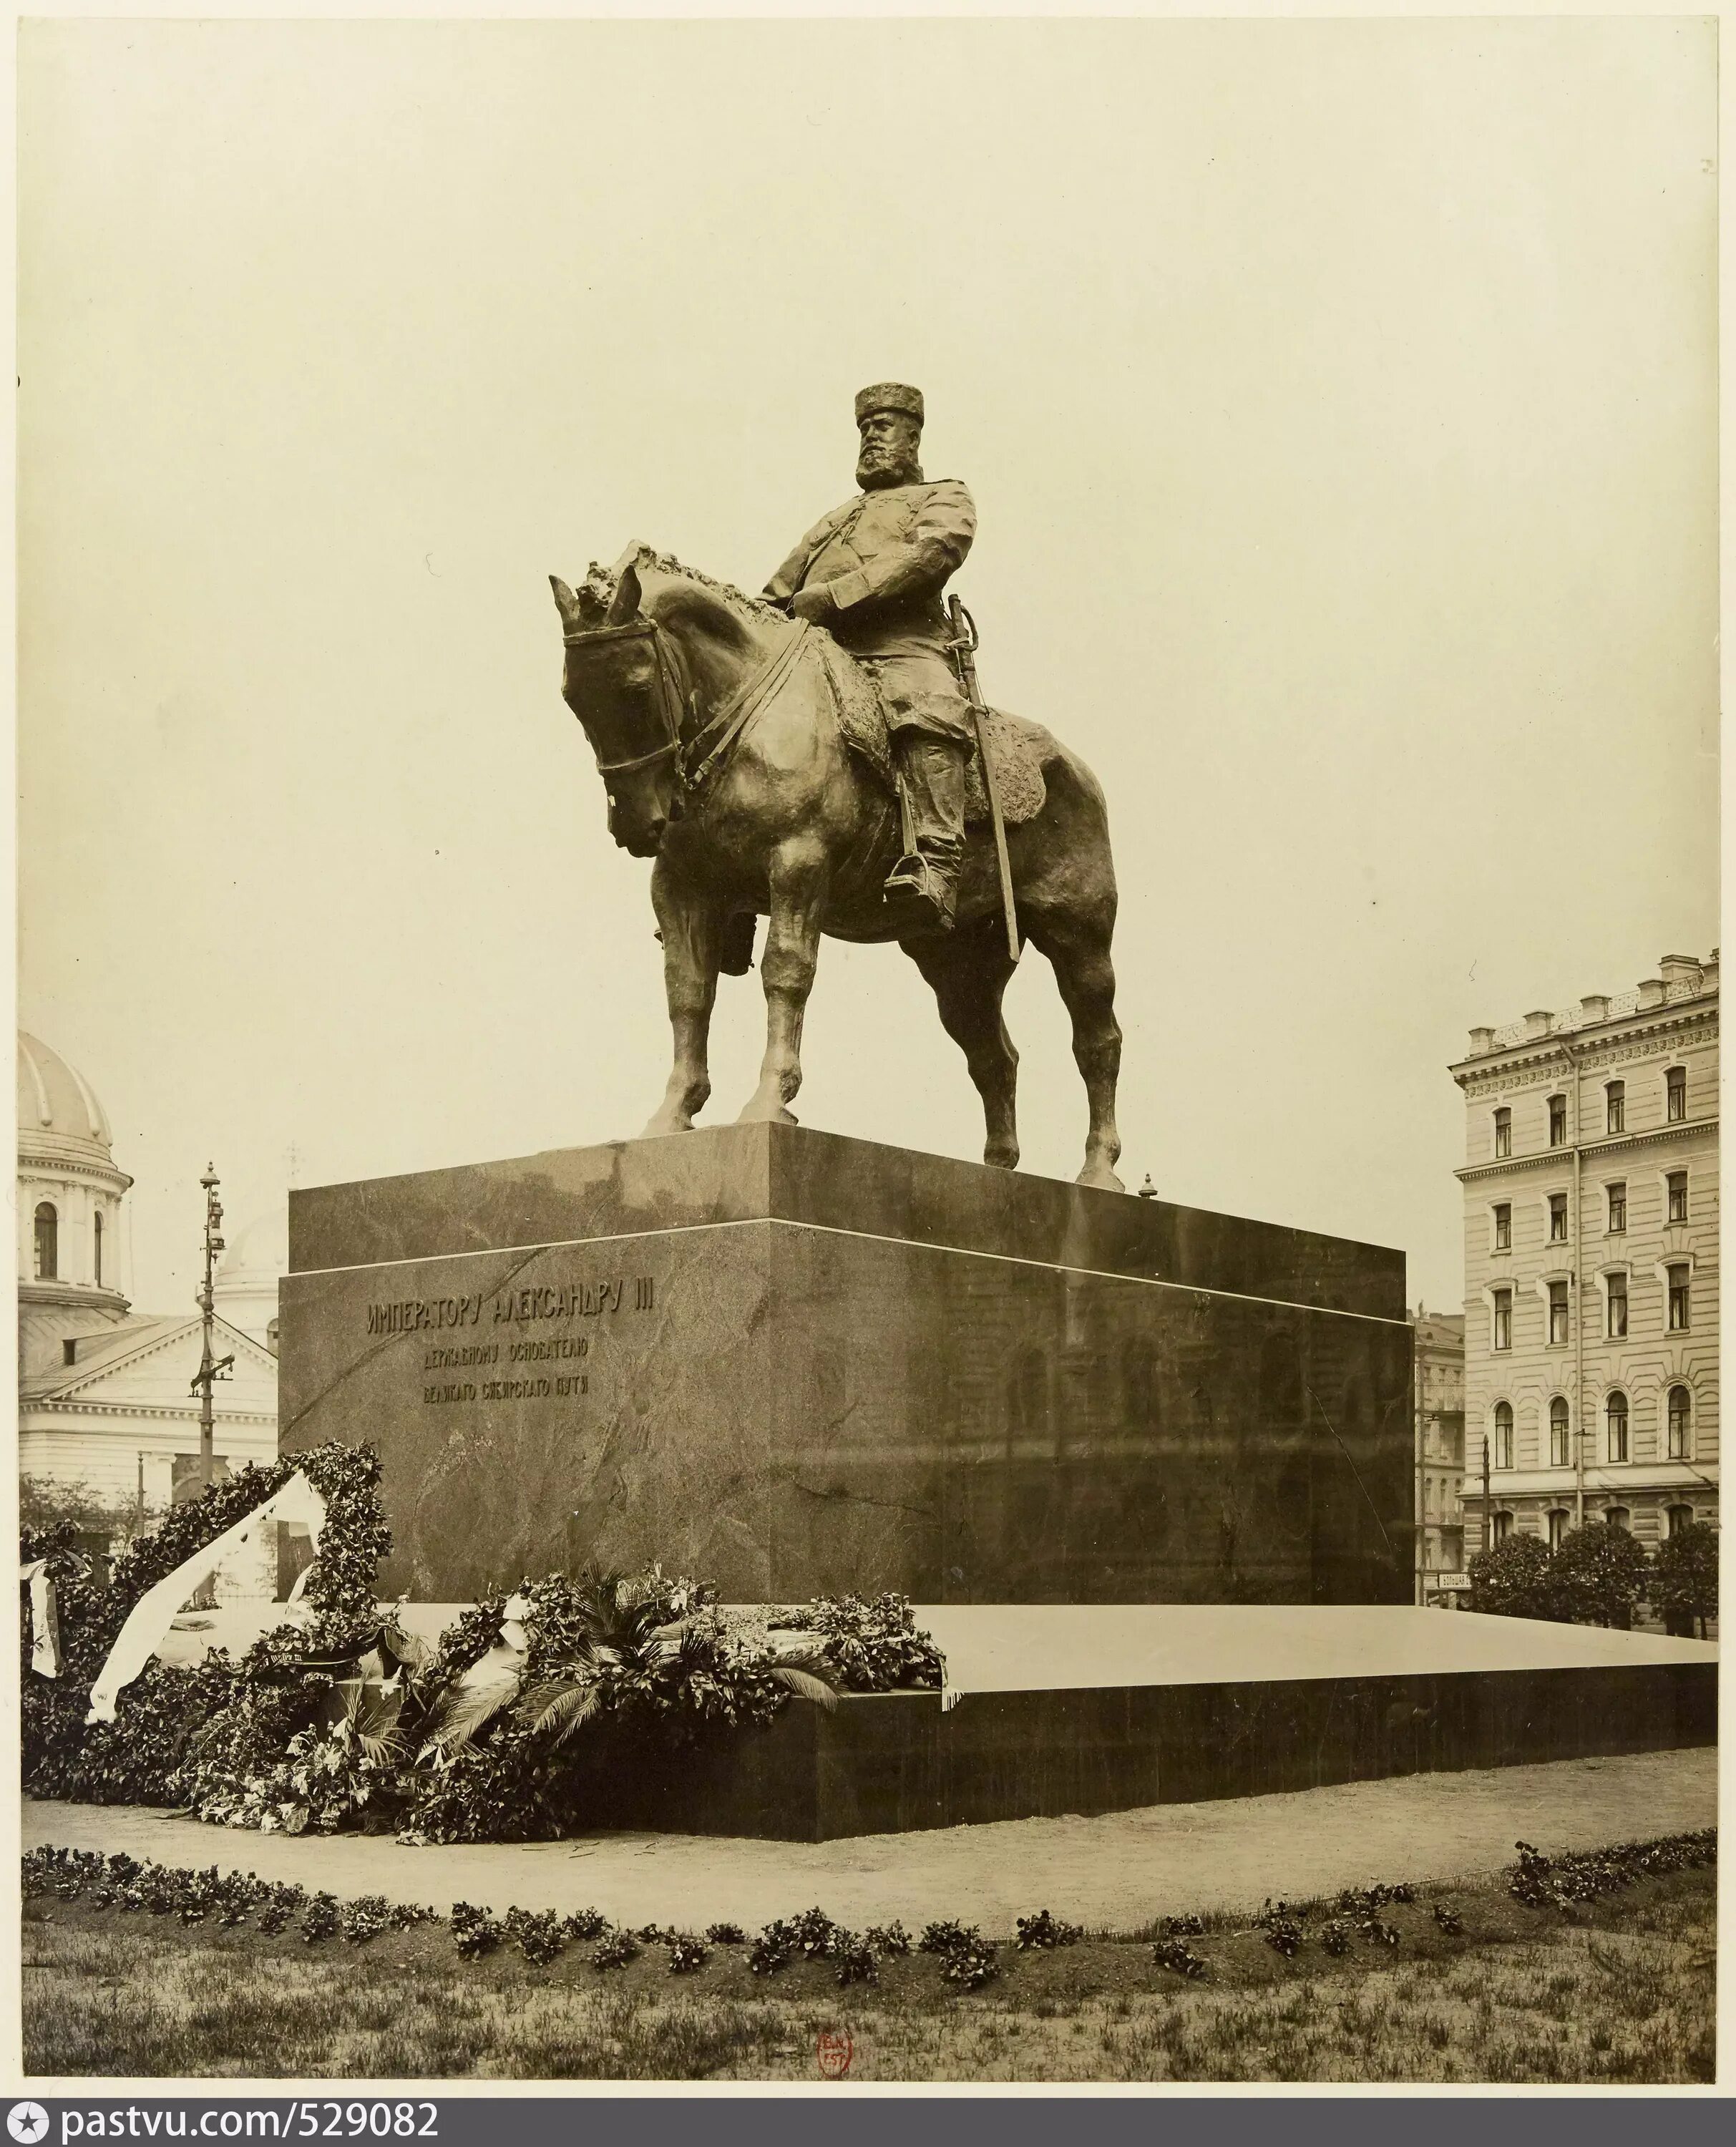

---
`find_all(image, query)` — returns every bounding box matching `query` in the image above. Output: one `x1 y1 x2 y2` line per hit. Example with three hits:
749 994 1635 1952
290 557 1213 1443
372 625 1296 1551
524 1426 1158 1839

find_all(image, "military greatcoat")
765 478 977 743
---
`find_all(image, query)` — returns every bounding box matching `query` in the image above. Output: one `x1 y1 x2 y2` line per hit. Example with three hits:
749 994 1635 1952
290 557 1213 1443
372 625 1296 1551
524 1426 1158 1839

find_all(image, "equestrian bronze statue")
550 384 1125 1192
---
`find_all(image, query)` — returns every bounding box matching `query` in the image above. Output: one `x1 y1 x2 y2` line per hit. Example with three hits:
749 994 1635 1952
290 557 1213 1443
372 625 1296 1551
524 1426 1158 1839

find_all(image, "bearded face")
856 410 923 492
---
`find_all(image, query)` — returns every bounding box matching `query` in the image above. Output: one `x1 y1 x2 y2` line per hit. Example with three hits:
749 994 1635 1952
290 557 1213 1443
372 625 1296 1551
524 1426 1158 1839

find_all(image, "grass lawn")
22 1864 1715 2083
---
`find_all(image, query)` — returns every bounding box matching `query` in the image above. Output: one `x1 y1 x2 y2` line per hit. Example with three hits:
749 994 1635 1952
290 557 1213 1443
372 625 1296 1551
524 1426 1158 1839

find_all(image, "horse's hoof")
641 1111 695 1138
983 1144 1020 1171
1076 1162 1126 1194
736 1099 799 1127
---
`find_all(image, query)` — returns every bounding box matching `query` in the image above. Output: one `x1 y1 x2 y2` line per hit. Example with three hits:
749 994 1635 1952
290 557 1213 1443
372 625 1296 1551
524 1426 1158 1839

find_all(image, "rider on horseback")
764 383 975 933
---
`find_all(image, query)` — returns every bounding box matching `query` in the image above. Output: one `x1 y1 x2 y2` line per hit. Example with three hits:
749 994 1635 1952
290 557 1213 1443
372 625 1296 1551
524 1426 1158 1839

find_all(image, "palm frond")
769 1665 839 1710
417 1670 520 1756
515 1678 606 1746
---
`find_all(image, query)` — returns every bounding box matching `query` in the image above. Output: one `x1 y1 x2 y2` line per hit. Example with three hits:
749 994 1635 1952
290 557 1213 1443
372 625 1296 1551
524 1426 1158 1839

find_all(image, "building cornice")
19 1401 276 1426
1452 1003 1717 1091
1455 1114 1717 1184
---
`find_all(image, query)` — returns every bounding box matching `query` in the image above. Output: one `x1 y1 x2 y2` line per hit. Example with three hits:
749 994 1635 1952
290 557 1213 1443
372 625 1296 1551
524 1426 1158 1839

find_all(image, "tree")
1467 1531 1562 1620
18 1474 162 1552
1549 1523 1650 1629
1649 1523 1718 1639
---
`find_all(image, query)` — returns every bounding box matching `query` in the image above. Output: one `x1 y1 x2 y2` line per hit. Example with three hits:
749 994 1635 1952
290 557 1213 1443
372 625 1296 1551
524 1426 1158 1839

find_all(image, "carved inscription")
367 1275 654 1410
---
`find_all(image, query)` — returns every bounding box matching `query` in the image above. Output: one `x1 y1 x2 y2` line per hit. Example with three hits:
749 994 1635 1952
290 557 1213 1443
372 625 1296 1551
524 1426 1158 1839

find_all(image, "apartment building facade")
1413 1307 1466 1599
1450 953 1719 1552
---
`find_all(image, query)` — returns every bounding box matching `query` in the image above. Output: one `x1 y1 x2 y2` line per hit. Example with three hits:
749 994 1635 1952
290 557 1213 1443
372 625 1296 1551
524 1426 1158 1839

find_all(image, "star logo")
8 2107 50 2146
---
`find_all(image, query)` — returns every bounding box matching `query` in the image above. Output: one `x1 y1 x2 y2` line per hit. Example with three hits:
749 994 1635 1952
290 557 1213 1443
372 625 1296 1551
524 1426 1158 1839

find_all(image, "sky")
16 14 1718 1318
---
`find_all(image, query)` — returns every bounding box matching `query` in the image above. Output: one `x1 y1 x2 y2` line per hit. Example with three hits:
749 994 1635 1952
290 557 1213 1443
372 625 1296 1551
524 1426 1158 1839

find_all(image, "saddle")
815 639 1050 828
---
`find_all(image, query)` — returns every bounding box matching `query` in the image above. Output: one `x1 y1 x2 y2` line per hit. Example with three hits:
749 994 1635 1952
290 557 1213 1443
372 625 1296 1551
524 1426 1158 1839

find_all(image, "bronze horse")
550 545 1124 1191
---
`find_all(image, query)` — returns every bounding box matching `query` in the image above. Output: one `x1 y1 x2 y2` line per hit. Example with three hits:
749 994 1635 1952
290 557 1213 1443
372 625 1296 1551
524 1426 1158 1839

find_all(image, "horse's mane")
633 547 785 626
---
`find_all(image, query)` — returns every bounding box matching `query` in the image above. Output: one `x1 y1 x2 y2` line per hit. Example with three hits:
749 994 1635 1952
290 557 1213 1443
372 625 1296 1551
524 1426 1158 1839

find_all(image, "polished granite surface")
281 1129 1413 1605
288 1122 1405 1320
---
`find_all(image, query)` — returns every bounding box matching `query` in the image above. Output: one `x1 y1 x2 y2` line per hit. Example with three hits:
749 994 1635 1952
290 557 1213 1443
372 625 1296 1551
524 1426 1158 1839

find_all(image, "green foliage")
1015 1908 1083 1950
1649 1524 1718 1631
1467 1532 1564 1620
19 1474 165 1549
776 1592 945 1691
1509 1831 1717 1914
1152 1934 1209 1977
918 1919 1000 1989
1549 1524 1650 1628
22 1443 391 1811
24 1463 946 1847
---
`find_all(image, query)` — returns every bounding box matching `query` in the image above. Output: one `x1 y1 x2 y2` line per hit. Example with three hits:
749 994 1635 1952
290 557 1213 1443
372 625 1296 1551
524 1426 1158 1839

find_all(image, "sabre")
947 595 1020 966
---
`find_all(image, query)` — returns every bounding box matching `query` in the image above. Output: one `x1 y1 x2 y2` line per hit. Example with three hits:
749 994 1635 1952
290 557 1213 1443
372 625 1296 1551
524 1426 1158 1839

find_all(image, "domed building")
213 1204 289 1353
18 1033 281 1554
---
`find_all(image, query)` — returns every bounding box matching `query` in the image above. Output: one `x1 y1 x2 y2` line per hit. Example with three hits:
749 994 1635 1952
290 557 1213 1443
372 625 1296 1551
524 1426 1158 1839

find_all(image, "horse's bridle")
562 620 694 780
563 616 816 797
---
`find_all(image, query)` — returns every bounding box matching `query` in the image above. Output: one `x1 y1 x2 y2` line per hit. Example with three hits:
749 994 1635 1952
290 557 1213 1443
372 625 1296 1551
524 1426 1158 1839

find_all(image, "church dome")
18 1031 115 1162
17 1031 132 1317
217 1205 290 1290
215 1203 288 1351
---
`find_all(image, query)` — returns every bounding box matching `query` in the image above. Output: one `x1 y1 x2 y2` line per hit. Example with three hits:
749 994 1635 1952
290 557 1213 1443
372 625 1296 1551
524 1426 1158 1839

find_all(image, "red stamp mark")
816 2028 854 2078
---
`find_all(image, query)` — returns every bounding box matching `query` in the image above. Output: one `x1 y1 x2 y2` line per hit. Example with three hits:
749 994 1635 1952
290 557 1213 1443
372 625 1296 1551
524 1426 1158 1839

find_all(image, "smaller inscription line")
292 1217 1408 1328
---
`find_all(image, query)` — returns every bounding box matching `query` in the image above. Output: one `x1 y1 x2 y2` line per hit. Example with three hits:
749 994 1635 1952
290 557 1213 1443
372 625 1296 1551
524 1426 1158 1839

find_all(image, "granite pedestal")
281 1124 1414 1606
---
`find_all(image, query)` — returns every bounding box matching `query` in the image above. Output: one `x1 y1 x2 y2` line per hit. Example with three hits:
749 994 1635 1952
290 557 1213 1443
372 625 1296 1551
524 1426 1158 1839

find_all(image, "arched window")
1667 1384 1692 1460
1667 1504 1694 1538
32 1202 57 1280
1493 1401 1513 1470
1492 1510 1514 1544
1547 1508 1569 1550
1606 1390 1629 1464
1604 1506 1631 1532
1549 1396 1571 1467
93 1209 104 1287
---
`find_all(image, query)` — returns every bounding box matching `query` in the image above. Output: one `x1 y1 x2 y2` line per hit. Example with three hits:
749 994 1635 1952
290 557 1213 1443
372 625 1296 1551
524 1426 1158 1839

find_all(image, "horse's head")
552 545 791 857
551 550 686 857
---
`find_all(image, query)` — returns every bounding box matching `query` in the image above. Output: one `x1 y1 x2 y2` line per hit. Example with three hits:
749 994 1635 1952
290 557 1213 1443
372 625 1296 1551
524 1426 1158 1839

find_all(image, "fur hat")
854 382 925 428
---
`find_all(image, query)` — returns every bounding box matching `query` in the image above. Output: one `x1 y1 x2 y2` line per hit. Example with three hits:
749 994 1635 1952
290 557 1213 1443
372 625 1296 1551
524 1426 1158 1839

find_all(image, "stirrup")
883 852 958 934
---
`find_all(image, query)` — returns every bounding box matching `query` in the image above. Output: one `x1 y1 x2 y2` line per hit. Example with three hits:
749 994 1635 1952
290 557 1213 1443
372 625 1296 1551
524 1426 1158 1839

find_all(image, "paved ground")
22 1747 1715 1938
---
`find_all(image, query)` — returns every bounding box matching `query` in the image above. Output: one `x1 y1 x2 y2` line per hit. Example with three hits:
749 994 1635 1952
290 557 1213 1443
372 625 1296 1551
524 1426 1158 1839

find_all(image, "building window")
1667 1170 1688 1225
1604 1506 1631 1532
1548 1095 1567 1147
1549 1192 1568 1242
1606 1389 1629 1464
1607 1182 1627 1233
1493 1202 1511 1251
1493 1401 1514 1470
1548 1280 1569 1346
1666 1066 1687 1122
1493 1289 1513 1352
32 1202 57 1280
1667 1504 1694 1537
93 1210 103 1287
1606 1272 1628 1340
1492 1510 1514 1545
1549 1395 1571 1467
1667 1384 1691 1459
1667 1264 1690 1331
1606 1081 1625 1135
1547 1508 1569 1550
1493 1107 1511 1159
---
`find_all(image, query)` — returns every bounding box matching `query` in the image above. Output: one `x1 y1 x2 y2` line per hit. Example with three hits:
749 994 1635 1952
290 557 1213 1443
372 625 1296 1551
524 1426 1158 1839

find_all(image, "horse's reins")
563 618 816 797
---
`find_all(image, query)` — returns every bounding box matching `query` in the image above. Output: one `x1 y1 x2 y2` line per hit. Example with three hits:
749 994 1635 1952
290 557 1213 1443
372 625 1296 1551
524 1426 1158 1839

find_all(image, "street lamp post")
190 1165 235 1492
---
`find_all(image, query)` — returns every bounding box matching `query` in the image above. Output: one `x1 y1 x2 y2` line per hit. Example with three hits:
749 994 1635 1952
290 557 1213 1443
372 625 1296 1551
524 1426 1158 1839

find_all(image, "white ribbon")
20 1559 63 1679
85 1471 328 1723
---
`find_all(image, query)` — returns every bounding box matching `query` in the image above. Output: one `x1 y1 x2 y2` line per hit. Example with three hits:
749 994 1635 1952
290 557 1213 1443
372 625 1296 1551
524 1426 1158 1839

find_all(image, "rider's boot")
884 732 967 934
